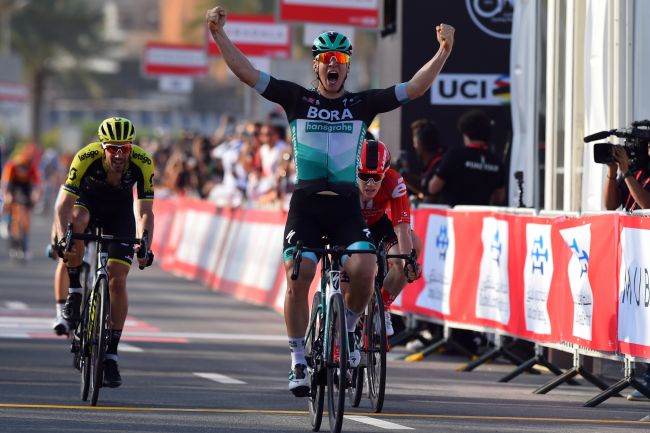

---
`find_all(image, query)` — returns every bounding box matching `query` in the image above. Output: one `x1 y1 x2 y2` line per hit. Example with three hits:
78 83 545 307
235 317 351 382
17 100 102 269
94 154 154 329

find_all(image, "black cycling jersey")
63 142 154 203
255 72 409 196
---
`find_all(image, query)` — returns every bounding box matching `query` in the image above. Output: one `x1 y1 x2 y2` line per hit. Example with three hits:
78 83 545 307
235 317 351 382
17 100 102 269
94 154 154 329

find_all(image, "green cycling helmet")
311 31 352 57
98 116 136 143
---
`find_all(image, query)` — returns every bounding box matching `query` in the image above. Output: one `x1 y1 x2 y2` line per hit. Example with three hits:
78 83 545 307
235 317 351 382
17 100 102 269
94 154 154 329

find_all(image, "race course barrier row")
152 198 650 405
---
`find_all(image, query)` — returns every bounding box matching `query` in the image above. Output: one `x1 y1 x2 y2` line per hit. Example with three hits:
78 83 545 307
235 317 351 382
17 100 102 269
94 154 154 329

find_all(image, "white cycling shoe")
52 316 70 336
384 311 395 336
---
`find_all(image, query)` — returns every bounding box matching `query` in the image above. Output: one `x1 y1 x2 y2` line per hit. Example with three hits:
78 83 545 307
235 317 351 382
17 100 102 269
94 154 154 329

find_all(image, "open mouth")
326 70 339 85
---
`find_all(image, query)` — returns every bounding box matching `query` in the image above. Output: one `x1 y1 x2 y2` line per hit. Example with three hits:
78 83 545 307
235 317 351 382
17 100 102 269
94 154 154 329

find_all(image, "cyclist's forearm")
54 191 75 240
394 223 413 254
136 201 154 245
211 30 260 87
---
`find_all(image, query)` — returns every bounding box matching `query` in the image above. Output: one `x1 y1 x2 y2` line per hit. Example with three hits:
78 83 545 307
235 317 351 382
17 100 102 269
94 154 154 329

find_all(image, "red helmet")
359 139 391 176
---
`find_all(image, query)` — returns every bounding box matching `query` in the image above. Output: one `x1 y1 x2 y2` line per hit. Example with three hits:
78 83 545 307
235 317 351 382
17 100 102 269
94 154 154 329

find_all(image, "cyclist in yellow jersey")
55 117 154 388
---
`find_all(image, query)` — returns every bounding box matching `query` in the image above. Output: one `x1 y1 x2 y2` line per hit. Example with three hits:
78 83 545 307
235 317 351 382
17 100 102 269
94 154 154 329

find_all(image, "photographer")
604 141 650 212
603 139 650 401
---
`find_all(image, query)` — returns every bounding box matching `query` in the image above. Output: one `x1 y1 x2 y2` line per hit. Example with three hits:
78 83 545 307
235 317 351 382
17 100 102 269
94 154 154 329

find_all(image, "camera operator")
604 141 650 212
603 139 650 401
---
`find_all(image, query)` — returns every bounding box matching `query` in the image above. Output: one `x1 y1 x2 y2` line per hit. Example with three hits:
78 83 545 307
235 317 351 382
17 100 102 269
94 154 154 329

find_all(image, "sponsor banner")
523 222 554 335
555 215 618 352
303 24 355 49
559 224 594 341
430 73 510 106
143 42 207 77
207 15 291 58
475 216 510 326
0 81 28 102
618 216 650 358
412 210 454 317
280 0 378 27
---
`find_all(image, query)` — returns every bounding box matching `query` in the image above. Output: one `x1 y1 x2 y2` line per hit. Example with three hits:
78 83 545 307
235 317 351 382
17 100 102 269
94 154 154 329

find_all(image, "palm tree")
8 0 104 145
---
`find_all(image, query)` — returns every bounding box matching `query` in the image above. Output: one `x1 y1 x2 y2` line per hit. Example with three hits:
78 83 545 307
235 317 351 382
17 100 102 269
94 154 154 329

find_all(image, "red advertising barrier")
152 197 650 361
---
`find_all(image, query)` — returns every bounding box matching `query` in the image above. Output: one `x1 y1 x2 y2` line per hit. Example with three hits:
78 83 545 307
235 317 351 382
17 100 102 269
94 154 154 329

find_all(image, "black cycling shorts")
74 194 136 266
283 189 374 262
368 214 398 250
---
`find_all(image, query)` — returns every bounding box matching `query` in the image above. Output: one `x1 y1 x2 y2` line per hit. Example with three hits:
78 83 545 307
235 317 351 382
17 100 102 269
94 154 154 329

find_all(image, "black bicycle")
292 240 375 433
62 223 148 406
349 238 419 413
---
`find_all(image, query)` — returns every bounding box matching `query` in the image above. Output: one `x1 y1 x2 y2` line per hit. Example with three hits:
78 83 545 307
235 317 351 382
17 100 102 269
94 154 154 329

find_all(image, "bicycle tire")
89 276 110 406
365 288 386 413
326 293 347 433
79 295 92 401
348 322 364 407
306 291 324 432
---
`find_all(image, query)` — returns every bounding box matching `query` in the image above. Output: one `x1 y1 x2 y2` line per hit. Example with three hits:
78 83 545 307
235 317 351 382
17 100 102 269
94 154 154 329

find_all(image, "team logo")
78 150 99 161
465 0 513 40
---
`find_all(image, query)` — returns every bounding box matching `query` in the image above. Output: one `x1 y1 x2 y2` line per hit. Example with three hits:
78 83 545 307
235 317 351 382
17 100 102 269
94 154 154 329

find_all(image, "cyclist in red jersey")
357 140 422 335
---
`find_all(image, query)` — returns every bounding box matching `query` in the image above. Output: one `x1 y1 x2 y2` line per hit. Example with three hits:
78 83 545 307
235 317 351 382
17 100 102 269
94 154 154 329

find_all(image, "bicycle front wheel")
89 276 110 406
79 295 92 401
366 289 386 413
326 293 347 433
306 291 324 432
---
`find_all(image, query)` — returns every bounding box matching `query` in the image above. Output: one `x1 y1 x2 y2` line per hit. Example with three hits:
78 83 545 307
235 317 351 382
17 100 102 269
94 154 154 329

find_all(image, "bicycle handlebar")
290 240 376 281
60 225 151 269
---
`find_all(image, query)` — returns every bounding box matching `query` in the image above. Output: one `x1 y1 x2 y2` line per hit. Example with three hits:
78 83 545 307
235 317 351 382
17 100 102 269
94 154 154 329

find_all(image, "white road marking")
5 302 28 310
345 415 413 430
119 343 143 352
194 372 246 384
124 331 286 341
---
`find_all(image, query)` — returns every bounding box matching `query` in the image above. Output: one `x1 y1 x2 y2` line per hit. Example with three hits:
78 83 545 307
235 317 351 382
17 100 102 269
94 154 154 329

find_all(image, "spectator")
604 137 650 400
428 109 506 206
249 124 289 204
411 119 445 203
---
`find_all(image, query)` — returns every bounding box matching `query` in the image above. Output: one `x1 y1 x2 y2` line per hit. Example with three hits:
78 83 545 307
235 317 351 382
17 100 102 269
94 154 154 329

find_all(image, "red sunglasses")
358 173 384 183
103 143 132 155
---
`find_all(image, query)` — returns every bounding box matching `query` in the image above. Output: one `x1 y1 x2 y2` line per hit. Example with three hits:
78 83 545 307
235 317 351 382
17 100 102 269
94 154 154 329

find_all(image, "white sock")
345 308 361 333
56 303 65 318
289 337 306 367
68 287 83 295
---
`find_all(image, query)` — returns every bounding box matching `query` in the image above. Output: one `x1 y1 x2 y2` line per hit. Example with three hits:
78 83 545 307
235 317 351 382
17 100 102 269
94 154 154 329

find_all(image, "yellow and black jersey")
62 142 154 202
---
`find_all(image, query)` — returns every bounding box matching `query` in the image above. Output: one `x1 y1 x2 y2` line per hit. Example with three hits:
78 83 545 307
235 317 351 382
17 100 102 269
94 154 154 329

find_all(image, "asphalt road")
1 213 650 433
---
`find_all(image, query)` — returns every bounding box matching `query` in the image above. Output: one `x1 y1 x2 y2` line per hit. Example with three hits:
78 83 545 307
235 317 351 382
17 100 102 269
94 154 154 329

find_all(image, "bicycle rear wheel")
366 289 386 413
306 291 324 432
326 293 347 433
89 277 110 406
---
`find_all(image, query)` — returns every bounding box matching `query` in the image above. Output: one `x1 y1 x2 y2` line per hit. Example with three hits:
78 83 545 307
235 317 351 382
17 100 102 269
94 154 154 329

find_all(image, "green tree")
8 0 104 145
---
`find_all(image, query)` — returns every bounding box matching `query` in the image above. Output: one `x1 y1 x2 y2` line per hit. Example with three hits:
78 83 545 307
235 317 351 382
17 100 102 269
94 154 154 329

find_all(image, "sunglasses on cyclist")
102 143 132 155
315 51 350 64
358 173 384 184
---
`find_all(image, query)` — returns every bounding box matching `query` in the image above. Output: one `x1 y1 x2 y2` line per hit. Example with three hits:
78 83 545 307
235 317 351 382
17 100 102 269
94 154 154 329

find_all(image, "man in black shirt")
428 109 505 206
603 138 650 400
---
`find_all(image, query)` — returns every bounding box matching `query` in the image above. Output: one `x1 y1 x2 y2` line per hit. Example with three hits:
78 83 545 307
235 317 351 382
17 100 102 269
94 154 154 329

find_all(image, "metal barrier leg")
534 350 609 395
533 367 579 394
583 358 644 407
499 344 576 383
404 325 474 361
460 335 533 373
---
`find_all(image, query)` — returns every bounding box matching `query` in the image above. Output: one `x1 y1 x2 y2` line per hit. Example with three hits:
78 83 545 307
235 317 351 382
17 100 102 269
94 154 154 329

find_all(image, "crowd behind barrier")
152 197 650 405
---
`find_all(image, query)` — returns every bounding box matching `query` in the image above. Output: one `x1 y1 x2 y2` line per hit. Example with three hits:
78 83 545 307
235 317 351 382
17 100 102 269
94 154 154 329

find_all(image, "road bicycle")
291 240 375 433
61 223 148 406
349 238 419 413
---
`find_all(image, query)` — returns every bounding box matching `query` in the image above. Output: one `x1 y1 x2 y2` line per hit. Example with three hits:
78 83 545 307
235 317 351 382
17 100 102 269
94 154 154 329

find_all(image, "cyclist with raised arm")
55 117 154 388
207 5 454 397
357 139 422 336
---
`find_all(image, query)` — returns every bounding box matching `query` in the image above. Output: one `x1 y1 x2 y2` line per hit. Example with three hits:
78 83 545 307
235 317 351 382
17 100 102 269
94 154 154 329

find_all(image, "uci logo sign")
430 73 510 106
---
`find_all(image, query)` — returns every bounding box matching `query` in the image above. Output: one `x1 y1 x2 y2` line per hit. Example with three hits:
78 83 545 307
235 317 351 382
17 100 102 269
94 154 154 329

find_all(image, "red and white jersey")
360 168 410 226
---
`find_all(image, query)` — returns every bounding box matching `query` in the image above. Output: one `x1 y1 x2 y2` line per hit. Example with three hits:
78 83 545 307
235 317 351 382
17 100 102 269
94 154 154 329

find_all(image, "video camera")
584 120 650 169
